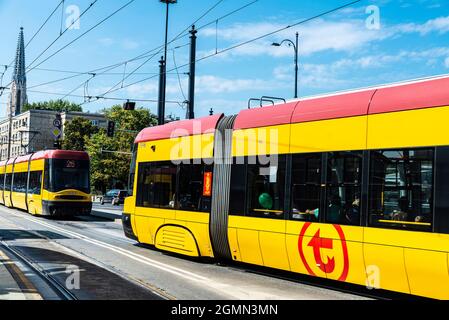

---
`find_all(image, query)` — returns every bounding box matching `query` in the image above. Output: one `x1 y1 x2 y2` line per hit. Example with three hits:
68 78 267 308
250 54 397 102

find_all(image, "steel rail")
0 240 78 300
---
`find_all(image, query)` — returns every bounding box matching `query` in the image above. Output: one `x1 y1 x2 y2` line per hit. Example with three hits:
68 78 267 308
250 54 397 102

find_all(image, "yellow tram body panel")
137 133 215 163
0 163 5 205
0 150 92 217
130 132 216 258
131 205 213 258
290 116 368 153
4 163 14 208
367 106 449 150
127 78 449 299
232 124 290 157
11 161 30 211
228 109 449 299
27 158 45 215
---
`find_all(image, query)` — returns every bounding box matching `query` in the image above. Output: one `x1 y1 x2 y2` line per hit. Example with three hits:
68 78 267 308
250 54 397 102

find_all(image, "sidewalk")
90 205 122 221
0 248 42 300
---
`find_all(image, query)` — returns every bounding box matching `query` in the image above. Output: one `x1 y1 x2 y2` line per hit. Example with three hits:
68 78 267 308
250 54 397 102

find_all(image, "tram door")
230 155 290 271
285 152 367 285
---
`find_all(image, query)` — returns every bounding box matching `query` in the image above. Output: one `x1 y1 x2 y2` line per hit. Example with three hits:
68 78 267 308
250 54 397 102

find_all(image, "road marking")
2 209 308 299
16 214 209 281
0 248 42 300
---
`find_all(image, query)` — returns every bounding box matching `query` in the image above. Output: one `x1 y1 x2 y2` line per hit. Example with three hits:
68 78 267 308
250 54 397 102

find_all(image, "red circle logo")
297 223 349 281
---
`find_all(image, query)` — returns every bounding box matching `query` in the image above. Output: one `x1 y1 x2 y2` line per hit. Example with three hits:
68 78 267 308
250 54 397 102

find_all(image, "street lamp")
272 32 299 99
158 0 177 125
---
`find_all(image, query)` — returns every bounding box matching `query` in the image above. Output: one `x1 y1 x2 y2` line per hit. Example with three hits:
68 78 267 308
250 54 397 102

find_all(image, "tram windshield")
47 159 90 194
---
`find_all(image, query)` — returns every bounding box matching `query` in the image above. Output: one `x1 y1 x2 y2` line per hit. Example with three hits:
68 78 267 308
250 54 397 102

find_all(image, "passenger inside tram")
391 196 409 221
345 196 360 225
327 196 342 223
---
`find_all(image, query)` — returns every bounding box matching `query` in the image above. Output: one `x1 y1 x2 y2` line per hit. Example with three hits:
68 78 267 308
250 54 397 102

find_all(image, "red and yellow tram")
123 75 449 299
0 150 92 216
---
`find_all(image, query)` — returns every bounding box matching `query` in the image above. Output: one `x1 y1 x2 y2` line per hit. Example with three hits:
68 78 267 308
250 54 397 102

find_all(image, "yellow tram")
123 75 449 299
0 150 92 216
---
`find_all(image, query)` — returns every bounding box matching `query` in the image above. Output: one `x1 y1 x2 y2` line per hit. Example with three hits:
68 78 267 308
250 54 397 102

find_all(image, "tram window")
178 163 213 213
229 158 247 216
0 174 3 191
291 154 322 222
325 152 363 226
246 155 286 219
50 159 90 194
13 172 27 193
28 171 42 195
136 162 177 209
368 148 434 232
5 174 11 191
128 144 138 196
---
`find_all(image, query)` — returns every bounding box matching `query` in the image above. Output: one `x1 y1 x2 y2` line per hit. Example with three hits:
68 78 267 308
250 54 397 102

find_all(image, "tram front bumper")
122 213 138 241
42 201 93 216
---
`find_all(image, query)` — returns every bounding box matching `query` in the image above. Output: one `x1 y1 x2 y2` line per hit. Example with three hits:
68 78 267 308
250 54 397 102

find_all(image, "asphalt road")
0 205 370 300
92 202 123 211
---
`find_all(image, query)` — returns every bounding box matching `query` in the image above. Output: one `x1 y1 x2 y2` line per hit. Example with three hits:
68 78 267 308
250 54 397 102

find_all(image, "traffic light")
107 121 115 137
123 101 136 111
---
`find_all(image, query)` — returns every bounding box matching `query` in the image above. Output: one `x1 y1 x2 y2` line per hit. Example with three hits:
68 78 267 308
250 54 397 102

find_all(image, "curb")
90 210 122 221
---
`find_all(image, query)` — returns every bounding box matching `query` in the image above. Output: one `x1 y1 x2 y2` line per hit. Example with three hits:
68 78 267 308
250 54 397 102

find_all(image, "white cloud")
291 46 449 90
124 75 278 97
396 16 449 35
299 63 352 90
126 82 159 96
196 75 279 94
445 57 449 68
201 19 386 57
273 65 293 81
200 15 449 59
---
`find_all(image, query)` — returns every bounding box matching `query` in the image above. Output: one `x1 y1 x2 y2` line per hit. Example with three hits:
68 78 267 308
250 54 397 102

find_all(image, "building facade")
0 110 107 160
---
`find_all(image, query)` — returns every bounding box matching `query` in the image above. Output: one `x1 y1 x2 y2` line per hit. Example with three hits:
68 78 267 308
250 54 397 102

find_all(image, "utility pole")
157 57 166 125
158 0 177 126
272 32 299 99
187 25 197 120
294 32 299 99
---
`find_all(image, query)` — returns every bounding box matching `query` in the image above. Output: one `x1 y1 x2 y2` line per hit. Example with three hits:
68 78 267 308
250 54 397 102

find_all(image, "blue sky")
0 0 448 119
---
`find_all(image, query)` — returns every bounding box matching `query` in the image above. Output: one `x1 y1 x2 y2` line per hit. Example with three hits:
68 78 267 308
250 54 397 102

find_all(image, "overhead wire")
27 0 136 73
4 0 257 102
27 89 182 104
94 0 362 100
0 0 101 98
26 0 101 71
4 0 65 72
95 0 226 100
0 0 66 98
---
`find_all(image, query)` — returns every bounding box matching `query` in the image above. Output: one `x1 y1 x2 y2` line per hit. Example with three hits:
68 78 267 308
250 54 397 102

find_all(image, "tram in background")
0 150 92 216
123 75 449 299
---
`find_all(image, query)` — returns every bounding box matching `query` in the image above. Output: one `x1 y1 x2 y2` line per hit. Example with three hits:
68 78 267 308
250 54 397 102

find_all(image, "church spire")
8 27 27 117
13 27 26 84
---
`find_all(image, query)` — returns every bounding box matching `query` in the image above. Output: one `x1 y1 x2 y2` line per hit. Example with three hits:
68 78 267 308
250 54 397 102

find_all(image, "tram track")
0 206 369 300
0 210 170 300
0 240 77 300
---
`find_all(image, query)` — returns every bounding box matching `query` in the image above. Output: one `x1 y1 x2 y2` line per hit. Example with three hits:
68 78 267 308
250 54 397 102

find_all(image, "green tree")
62 117 99 151
23 99 83 112
86 105 157 193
